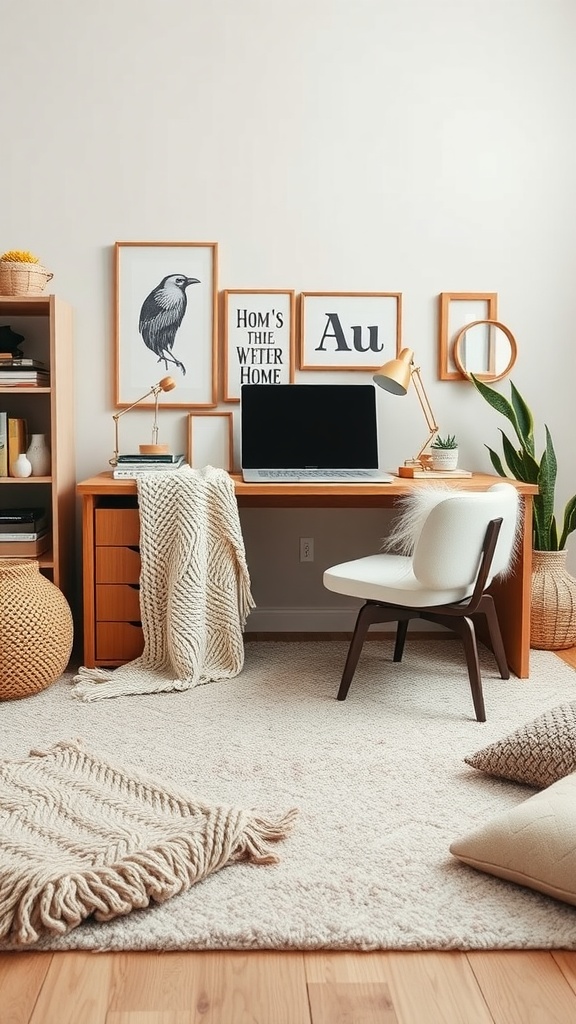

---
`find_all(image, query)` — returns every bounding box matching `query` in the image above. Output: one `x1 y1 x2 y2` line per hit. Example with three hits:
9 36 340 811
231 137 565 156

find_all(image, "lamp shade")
372 348 414 396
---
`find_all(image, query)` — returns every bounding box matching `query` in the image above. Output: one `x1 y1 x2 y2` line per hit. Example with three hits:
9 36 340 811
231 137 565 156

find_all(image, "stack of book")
0 507 50 556
0 357 50 387
113 453 187 479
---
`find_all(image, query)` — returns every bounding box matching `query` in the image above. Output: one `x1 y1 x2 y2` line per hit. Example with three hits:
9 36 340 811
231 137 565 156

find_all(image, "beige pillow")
464 701 576 788
450 773 576 906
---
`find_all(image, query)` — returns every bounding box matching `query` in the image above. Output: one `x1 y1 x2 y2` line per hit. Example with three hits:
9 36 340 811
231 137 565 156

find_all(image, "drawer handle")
128 583 140 591
128 621 142 628
128 545 140 553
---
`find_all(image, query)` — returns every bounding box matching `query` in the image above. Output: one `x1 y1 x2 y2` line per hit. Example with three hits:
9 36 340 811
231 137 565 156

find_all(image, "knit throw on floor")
73 466 255 701
0 741 297 947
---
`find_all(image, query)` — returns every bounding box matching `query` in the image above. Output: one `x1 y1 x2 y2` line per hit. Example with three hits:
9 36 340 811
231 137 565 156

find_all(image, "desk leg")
81 493 96 668
489 494 533 678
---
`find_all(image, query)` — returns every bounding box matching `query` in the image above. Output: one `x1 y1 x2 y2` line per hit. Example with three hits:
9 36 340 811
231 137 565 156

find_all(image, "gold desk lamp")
110 375 176 467
373 348 439 477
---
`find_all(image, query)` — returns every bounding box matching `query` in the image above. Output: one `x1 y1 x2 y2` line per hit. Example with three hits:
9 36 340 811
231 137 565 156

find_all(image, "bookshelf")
0 295 75 601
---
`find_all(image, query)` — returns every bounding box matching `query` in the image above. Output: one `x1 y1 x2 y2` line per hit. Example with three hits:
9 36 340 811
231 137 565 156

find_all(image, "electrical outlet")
299 537 314 562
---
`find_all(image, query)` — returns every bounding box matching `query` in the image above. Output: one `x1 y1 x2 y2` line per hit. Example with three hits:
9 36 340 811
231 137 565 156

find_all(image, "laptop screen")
240 383 379 469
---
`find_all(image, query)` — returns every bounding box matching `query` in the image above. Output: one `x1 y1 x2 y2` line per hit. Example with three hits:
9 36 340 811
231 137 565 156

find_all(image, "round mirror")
452 319 517 382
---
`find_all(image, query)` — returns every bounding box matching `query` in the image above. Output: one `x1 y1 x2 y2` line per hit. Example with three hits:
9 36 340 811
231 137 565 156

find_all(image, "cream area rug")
2 639 576 952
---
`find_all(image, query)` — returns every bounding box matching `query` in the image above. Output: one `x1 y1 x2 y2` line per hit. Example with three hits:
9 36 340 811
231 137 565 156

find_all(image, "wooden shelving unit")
0 294 75 602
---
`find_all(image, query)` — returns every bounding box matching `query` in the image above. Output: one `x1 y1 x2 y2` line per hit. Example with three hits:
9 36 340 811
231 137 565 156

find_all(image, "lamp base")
139 444 170 455
397 465 473 479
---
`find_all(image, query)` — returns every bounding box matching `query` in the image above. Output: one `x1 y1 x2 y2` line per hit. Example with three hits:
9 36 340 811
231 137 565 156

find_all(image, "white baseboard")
244 606 391 632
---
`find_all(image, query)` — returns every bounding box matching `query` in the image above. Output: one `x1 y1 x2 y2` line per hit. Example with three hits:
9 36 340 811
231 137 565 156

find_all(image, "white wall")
2 0 575 626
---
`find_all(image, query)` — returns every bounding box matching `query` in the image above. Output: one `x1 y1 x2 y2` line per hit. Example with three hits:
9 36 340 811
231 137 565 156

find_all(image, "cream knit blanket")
0 741 297 947
73 466 255 701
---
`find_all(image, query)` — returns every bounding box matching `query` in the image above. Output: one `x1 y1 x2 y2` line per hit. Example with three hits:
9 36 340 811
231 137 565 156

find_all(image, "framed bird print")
114 241 218 408
222 289 295 402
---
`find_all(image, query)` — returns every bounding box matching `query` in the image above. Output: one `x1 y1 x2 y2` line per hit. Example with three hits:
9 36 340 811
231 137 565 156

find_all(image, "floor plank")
0 952 53 1024
551 951 576 995
30 952 114 1024
467 950 576 1024
106 950 311 1024
304 951 494 1024
307 981 398 1024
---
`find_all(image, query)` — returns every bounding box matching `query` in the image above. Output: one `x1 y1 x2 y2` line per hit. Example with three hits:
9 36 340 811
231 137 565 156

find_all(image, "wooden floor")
3 646 576 1024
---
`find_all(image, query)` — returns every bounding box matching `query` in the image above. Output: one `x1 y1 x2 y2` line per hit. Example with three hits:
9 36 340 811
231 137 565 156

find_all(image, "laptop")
240 383 393 483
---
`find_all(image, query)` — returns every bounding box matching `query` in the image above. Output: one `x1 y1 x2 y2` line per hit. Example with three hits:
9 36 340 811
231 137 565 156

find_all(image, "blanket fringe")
235 809 300 865
72 666 190 702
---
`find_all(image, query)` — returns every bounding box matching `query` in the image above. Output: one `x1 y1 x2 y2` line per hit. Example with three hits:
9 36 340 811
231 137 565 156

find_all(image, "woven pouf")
0 560 73 700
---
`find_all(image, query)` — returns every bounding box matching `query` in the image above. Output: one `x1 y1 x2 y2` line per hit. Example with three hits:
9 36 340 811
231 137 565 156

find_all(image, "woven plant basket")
0 560 73 700
0 260 53 296
530 549 576 650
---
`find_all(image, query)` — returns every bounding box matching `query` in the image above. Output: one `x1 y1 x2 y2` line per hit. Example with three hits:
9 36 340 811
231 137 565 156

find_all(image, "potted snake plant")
470 374 576 649
429 433 459 471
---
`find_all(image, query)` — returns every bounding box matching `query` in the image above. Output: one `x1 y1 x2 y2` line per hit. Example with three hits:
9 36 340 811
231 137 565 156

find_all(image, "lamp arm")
410 365 439 460
110 384 161 465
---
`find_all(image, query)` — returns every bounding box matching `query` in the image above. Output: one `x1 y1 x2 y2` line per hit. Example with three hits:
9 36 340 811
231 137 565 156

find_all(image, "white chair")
323 483 519 721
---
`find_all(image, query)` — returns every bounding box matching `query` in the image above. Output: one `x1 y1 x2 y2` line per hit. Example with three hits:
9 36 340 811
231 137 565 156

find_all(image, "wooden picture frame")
114 241 218 408
298 292 402 371
438 292 498 381
188 411 234 471
222 289 295 402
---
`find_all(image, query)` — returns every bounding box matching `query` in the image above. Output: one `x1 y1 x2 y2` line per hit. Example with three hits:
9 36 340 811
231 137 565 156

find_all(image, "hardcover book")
0 412 7 477
0 531 50 556
0 506 48 524
117 453 184 464
7 417 27 476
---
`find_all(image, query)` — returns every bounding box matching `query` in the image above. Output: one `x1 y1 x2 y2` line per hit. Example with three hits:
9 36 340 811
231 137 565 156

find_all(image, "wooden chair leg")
393 619 409 662
336 602 406 700
478 595 510 680
459 617 486 722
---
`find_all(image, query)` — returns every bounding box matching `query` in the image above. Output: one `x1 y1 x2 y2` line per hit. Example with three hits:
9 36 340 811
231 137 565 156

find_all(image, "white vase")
26 433 51 476
12 453 32 478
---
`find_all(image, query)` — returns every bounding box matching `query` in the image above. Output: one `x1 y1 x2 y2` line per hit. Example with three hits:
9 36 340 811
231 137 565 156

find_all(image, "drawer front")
96 621 144 663
95 508 140 546
96 583 141 621
96 546 141 584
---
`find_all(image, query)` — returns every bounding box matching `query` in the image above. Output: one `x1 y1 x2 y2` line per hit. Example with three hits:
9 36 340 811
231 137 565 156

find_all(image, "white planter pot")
430 448 459 471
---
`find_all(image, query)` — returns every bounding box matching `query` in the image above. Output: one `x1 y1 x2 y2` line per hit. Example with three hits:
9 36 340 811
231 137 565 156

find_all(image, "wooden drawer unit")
80 494 143 667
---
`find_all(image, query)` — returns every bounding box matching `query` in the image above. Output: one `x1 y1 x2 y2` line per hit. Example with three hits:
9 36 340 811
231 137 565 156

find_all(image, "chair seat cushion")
323 553 474 608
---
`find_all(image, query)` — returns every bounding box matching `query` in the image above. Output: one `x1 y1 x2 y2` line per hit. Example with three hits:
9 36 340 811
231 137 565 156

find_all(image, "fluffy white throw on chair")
73 467 255 701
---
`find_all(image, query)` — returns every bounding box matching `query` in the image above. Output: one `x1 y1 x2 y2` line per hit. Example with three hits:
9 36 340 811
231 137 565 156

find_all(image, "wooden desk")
77 472 537 676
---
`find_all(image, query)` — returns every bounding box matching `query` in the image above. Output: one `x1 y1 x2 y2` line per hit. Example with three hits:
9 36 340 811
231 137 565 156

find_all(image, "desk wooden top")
77 471 538 504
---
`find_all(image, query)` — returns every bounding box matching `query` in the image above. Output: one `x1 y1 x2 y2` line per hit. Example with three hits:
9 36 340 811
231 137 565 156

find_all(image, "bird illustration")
139 273 200 376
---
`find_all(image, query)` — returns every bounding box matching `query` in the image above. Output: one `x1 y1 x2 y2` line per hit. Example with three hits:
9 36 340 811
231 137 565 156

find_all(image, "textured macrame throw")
73 466 255 700
0 741 297 947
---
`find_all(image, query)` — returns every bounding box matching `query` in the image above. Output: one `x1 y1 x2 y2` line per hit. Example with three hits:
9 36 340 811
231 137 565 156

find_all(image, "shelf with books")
0 295 75 603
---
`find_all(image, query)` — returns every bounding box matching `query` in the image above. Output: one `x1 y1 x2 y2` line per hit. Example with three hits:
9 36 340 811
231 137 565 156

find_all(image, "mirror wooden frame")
452 319 518 383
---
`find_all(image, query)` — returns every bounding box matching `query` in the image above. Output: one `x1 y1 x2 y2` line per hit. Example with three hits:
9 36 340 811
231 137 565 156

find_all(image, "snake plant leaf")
500 431 533 482
510 381 535 455
538 427 557 526
559 494 576 550
471 375 521 440
485 445 506 477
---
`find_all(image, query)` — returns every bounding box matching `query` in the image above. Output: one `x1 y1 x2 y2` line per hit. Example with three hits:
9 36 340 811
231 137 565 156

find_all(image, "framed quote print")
222 289 295 402
114 241 218 408
298 291 402 371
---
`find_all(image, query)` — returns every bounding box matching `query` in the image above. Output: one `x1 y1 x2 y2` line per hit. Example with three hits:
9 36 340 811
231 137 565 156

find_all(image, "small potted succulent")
430 433 459 471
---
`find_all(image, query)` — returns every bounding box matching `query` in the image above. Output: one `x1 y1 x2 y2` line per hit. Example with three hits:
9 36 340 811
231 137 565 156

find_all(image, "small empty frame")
188 412 234 472
438 292 498 381
453 320 518 383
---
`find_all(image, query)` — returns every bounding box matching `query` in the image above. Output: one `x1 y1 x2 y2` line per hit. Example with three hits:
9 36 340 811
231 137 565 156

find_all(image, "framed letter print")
115 241 218 408
299 292 402 371
188 411 234 471
223 289 295 402
438 292 498 381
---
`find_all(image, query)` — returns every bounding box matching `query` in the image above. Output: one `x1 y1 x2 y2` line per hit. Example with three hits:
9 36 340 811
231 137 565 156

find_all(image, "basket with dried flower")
0 250 54 296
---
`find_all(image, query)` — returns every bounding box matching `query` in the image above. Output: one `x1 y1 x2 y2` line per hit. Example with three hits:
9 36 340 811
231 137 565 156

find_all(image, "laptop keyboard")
258 469 379 480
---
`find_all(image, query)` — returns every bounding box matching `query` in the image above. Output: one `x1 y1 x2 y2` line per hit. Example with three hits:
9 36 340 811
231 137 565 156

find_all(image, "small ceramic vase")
12 453 32 478
26 433 51 476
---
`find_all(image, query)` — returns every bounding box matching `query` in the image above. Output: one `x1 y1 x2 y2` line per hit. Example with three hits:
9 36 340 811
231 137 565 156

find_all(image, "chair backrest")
412 483 519 592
